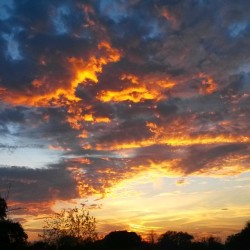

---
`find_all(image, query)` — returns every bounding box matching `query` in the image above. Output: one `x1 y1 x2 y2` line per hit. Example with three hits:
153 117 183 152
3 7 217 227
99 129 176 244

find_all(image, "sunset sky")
0 0 250 242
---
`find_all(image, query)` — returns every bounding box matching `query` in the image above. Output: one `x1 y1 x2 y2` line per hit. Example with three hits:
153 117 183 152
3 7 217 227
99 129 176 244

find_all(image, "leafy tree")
0 220 28 248
41 205 98 246
157 231 194 250
225 221 250 250
0 196 28 249
103 230 142 250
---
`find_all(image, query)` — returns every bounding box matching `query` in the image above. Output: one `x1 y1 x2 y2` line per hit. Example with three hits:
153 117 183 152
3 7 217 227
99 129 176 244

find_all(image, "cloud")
0 0 250 213
0 165 77 203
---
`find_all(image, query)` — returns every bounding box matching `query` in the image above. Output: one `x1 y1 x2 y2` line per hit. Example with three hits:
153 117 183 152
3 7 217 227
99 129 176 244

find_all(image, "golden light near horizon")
21 169 250 241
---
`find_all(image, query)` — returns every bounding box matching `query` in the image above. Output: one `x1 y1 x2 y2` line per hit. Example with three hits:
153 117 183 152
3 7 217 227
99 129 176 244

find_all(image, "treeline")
26 224 250 250
1 196 250 250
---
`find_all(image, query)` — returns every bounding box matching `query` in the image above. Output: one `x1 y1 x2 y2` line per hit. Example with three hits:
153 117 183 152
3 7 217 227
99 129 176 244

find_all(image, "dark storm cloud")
0 106 26 134
131 0 250 83
157 99 179 116
85 102 156 144
0 0 247 91
0 165 77 202
0 0 98 90
0 106 27 123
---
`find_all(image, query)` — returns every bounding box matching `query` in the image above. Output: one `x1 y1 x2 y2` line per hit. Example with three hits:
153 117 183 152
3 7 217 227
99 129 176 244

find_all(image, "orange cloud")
90 120 250 151
95 140 153 151
147 122 250 146
121 74 139 84
158 6 179 28
97 86 161 103
194 154 250 177
67 166 107 197
198 73 217 94
0 42 120 137
68 157 92 165
95 117 111 123
97 74 176 103
32 79 43 88
68 42 120 88
77 130 88 138
1 41 121 107
67 158 182 198
0 87 6 99
66 101 110 134
81 4 96 27
93 133 250 151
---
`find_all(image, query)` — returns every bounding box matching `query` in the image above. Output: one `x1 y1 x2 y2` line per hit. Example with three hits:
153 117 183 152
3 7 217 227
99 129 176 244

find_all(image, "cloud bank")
0 0 250 207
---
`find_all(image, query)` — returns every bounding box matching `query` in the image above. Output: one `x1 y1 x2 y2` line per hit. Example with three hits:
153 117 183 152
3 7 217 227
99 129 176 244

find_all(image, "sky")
0 0 250 242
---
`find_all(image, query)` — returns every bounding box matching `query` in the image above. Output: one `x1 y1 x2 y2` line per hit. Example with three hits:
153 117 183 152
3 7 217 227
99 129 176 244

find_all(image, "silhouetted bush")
102 230 142 250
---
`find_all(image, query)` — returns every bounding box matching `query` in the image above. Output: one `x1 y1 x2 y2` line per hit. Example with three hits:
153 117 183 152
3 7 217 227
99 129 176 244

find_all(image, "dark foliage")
27 241 52 250
0 196 8 220
0 196 28 250
157 231 194 250
102 230 142 250
225 221 250 250
192 237 224 250
16 223 250 250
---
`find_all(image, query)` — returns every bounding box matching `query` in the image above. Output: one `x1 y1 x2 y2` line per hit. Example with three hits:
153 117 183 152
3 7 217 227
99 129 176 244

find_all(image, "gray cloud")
0 165 77 202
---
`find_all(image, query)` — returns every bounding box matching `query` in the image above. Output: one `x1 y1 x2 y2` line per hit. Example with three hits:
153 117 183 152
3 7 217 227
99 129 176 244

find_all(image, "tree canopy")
158 231 194 250
225 221 250 250
41 205 98 246
103 230 142 250
0 196 28 249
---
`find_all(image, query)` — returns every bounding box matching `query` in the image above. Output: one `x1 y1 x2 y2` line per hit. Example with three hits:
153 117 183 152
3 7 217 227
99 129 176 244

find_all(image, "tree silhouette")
202 237 224 250
0 196 8 220
0 196 28 249
192 236 224 250
28 240 52 250
157 231 194 250
41 205 98 247
103 230 142 250
225 221 250 250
